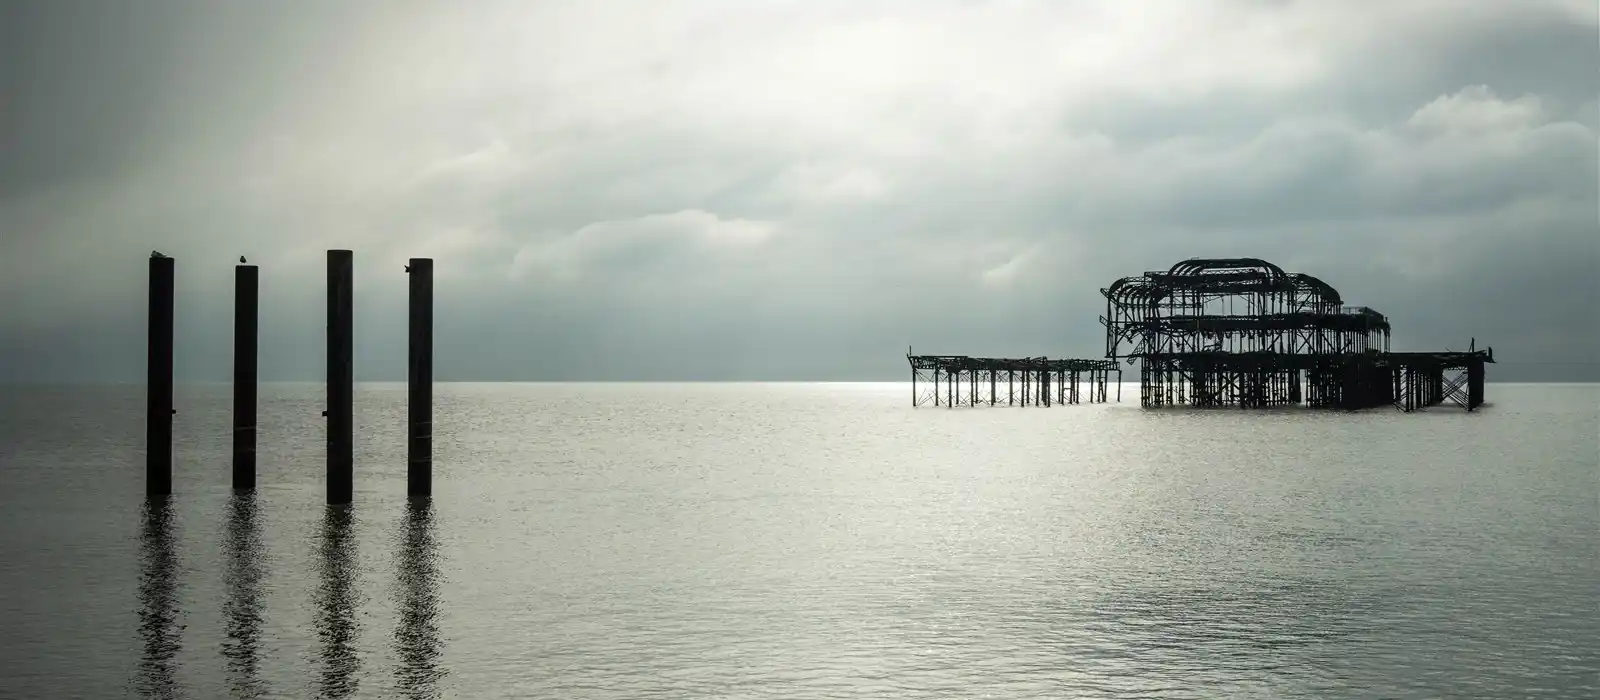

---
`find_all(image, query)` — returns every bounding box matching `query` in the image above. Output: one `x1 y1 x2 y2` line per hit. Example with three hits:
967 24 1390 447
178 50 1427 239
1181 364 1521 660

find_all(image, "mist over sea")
1 382 1595 699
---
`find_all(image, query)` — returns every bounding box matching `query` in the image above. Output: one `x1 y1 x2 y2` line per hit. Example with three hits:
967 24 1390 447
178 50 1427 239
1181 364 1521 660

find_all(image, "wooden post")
147 255 175 496
408 258 434 497
327 250 353 504
233 264 258 490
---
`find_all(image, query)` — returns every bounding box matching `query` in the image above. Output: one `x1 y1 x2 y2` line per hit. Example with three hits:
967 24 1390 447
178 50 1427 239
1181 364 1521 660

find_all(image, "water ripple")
0 383 1594 698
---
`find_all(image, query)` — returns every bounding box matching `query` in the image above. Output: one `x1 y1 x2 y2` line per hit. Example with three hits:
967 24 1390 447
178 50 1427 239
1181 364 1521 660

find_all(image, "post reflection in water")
221 492 267 699
316 504 360 699
394 497 446 698
136 496 181 700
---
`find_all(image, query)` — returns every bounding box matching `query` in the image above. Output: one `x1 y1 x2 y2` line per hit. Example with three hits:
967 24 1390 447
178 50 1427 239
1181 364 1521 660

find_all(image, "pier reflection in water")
133 493 450 699
136 497 182 700
394 498 446 698
222 492 267 699
316 505 360 699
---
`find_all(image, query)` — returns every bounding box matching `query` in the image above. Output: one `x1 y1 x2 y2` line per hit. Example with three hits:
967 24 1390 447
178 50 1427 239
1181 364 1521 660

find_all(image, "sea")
0 382 1595 699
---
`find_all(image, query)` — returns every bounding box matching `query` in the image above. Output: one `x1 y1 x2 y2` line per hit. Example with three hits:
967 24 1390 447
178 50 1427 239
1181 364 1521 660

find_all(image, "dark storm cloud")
1 0 1596 382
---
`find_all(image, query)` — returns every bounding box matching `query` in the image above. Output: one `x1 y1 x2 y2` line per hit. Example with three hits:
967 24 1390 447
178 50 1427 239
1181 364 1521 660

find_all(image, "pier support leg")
1467 358 1485 411
233 264 258 490
147 255 175 496
327 250 354 505
408 258 434 497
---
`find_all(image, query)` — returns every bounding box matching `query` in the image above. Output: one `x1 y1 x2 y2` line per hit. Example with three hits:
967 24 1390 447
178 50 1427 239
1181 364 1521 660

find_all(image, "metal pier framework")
907 257 1492 412
1102 258 1492 411
907 355 1122 408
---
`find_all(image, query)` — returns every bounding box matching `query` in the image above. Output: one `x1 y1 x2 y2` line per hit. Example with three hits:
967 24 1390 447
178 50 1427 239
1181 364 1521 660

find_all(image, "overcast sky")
1 0 1595 382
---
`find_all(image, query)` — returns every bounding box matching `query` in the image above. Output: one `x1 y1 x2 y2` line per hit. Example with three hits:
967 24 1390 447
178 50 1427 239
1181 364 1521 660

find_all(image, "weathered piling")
147 254 175 496
407 258 434 497
233 264 258 490
910 351 918 406
1467 357 1485 410
327 250 354 504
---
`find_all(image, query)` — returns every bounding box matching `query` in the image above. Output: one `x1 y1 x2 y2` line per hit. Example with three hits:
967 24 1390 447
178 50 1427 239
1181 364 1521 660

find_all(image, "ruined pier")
908 256 1492 412
907 354 1121 408
1103 258 1492 411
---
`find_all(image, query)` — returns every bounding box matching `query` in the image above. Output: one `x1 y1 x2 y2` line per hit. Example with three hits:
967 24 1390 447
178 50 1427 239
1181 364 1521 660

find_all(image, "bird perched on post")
151 250 166 258
239 255 247 264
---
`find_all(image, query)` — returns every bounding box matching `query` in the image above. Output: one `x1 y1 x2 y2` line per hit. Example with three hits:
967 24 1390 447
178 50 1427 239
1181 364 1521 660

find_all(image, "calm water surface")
0 382 1596 698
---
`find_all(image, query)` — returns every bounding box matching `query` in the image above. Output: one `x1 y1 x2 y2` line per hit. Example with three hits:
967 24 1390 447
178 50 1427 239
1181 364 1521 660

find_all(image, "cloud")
1 0 1596 381
509 209 776 285
1408 85 1547 134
